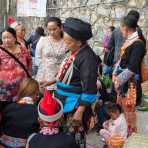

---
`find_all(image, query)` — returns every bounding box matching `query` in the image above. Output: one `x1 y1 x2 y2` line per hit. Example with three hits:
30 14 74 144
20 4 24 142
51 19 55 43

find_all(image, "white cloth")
127 31 138 42
108 114 128 139
100 114 128 140
35 37 66 89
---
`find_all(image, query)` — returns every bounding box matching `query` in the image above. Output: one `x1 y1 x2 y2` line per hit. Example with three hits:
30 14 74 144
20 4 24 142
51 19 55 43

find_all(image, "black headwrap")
123 15 138 29
63 17 92 41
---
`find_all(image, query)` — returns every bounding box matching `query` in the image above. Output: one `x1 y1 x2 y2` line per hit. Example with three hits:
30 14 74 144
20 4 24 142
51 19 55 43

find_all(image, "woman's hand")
112 74 120 92
96 80 102 89
114 78 120 92
112 73 117 83
72 106 85 125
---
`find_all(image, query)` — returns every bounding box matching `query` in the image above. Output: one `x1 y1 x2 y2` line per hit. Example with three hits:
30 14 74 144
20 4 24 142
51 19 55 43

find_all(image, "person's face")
110 111 120 120
16 25 26 39
120 24 128 38
108 28 112 37
47 22 62 39
63 32 81 52
2 31 16 48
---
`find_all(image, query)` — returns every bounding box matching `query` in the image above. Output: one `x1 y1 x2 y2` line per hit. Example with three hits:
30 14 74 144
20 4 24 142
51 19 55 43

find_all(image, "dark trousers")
0 101 12 135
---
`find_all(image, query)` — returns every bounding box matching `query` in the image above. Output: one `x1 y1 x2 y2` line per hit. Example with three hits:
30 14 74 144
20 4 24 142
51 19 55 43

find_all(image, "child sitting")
100 103 127 142
26 90 80 148
0 78 40 148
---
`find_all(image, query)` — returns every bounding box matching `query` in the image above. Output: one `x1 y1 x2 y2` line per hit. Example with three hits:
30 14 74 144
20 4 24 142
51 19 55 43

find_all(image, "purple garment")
103 34 110 51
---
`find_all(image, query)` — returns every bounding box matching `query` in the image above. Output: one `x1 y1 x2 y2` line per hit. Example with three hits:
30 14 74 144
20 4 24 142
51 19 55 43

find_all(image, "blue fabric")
63 96 79 113
116 66 140 81
55 81 96 113
134 74 140 81
81 93 96 103
56 89 81 98
31 48 36 57
57 81 74 88
103 65 113 76
117 68 134 86
115 66 140 96
56 88 81 113
112 28 124 63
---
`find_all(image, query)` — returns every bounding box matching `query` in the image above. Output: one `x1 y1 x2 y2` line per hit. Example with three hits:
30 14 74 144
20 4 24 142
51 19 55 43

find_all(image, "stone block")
114 6 126 19
128 0 137 7
136 0 148 9
96 5 110 16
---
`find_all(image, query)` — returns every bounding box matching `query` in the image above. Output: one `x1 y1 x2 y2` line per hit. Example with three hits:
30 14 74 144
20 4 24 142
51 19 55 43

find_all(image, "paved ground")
86 132 103 148
87 111 148 148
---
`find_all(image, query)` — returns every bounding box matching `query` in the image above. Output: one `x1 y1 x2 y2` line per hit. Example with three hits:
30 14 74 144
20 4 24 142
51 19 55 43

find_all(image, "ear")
61 26 64 32
76 40 82 47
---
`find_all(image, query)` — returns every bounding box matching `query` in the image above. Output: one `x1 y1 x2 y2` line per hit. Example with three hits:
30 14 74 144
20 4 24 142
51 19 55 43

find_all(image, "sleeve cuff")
79 93 97 106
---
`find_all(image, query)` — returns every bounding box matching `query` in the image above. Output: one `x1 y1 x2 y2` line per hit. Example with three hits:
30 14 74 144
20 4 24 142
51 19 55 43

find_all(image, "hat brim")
38 98 63 122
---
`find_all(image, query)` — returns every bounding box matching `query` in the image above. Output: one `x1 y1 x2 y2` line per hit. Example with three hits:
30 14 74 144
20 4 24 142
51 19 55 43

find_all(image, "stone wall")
1 0 148 63
55 0 148 63
55 0 148 51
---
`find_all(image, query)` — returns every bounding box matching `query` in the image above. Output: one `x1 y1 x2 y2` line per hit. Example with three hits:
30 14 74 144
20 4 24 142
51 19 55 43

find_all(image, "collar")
40 127 59 135
127 31 138 41
18 97 34 105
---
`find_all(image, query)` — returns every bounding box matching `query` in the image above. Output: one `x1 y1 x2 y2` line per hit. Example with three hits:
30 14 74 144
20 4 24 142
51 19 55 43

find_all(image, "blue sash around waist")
54 81 82 113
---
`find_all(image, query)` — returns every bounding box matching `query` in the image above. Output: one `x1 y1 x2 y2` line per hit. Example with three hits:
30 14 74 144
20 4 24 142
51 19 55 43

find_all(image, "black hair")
109 26 115 32
127 10 140 22
0 39 2 45
2 27 17 39
35 27 45 36
108 103 122 114
46 17 62 28
122 15 138 29
0 32 2 45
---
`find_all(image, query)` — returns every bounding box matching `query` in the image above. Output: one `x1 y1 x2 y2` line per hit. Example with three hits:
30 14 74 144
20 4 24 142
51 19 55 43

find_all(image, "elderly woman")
0 27 32 111
52 18 99 148
15 24 29 49
54 17 98 130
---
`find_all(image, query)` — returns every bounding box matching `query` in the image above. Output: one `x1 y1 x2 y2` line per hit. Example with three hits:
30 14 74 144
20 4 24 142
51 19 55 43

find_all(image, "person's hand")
114 78 120 92
112 74 120 92
72 106 85 125
103 121 109 129
89 116 95 130
96 80 102 89
112 73 117 83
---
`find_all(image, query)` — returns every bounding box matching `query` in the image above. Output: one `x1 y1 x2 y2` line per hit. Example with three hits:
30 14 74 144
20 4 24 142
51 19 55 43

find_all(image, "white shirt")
35 37 66 88
108 113 128 139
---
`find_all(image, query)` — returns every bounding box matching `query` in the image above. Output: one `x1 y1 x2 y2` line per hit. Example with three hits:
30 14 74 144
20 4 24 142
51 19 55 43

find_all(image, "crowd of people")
0 9 147 148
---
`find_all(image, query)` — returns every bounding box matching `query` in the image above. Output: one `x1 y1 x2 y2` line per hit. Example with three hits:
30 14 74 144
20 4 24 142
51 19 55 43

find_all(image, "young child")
26 90 80 148
100 103 127 142
0 78 40 148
